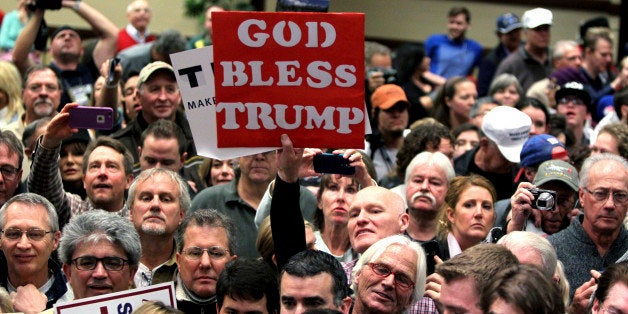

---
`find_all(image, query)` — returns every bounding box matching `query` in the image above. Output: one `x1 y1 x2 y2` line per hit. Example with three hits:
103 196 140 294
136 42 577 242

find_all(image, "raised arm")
12 9 44 74
29 103 80 228
271 134 307 270
62 0 118 69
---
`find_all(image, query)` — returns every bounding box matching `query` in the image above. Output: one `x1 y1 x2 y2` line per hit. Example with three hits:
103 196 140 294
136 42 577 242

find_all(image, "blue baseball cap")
520 134 568 167
497 13 522 34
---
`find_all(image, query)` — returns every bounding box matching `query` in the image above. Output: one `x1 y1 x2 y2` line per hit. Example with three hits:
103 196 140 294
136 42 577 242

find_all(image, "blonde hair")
0 61 24 125
438 175 497 237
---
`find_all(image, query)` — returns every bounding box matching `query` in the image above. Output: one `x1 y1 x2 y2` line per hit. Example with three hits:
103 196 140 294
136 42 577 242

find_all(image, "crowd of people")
0 1 625 314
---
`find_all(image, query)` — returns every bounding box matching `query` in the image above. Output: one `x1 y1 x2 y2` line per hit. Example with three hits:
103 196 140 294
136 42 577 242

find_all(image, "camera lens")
536 192 555 211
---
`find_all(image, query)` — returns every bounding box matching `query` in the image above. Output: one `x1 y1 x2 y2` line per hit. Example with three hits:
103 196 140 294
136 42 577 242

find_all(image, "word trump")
217 102 364 134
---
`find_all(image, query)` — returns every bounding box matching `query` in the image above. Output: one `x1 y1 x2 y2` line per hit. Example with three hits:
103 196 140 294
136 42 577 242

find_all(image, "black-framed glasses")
367 263 415 289
583 187 628 204
1 227 52 241
182 246 230 261
0 165 20 181
72 256 129 271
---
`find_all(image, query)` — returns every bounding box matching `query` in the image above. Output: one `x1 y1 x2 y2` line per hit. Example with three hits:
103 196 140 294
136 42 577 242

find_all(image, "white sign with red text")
54 282 176 314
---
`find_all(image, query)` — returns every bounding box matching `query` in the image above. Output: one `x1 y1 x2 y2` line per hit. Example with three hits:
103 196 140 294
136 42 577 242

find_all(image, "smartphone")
69 106 114 130
106 57 120 86
421 240 440 276
313 153 355 175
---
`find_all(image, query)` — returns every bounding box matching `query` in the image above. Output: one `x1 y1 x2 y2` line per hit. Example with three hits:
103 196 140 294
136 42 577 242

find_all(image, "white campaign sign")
170 46 275 159
54 282 176 314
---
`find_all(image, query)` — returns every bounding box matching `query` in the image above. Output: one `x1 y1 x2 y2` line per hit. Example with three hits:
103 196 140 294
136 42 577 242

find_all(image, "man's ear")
125 174 134 190
52 231 61 251
341 296 352 314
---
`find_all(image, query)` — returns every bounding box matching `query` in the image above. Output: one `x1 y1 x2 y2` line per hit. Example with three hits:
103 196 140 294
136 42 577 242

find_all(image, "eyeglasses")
182 246 230 261
1 227 52 241
367 263 415 289
583 187 628 204
558 96 586 106
0 165 20 181
72 256 129 271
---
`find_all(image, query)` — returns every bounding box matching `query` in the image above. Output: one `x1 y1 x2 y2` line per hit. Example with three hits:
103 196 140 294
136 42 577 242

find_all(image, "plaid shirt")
342 259 439 314
28 138 129 228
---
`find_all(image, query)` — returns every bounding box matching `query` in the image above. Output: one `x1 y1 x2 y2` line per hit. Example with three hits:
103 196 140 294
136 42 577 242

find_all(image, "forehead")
409 162 446 179
353 188 400 209
53 29 80 40
3 202 48 226
26 69 59 85
183 224 229 247
124 76 139 89
72 238 127 258
0 143 20 166
136 173 179 192
281 272 334 295
89 145 124 163
374 244 418 268
587 160 628 187
143 135 179 151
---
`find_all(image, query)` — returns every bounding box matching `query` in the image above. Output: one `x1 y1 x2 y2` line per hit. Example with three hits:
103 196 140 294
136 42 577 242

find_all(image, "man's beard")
141 224 166 236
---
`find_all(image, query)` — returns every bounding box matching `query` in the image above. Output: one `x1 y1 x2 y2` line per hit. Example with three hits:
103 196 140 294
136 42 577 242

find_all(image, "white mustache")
411 192 436 206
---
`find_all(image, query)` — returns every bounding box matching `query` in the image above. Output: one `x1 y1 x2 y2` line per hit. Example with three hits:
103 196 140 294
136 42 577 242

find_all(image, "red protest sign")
212 11 365 148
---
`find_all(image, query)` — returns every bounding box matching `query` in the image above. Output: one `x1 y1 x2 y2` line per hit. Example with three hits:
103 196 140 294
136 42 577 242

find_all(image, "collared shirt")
134 243 178 288
125 24 151 44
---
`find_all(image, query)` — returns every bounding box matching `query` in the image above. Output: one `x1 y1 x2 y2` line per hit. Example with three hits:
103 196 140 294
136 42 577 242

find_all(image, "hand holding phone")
106 57 120 86
313 153 355 175
68 106 114 130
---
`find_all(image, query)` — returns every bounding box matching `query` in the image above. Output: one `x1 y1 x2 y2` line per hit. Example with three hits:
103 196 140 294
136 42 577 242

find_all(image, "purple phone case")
68 106 114 130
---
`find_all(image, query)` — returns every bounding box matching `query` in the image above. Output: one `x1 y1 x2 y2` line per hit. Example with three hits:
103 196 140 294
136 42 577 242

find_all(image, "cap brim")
534 176 578 192
497 144 524 163
499 24 522 33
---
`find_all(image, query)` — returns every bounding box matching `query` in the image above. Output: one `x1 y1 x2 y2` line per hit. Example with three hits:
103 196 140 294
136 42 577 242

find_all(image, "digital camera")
367 67 398 84
526 188 557 211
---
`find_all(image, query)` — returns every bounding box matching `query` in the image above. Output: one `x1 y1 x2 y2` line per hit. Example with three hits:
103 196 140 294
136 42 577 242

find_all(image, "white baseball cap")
522 8 553 29
482 106 531 163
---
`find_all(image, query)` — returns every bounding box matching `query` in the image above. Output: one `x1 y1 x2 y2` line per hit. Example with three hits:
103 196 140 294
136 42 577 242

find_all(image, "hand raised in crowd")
507 182 543 232
41 103 80 149
366 69 386 92
10 284 47 314
569 269 602 314
332 148 376 188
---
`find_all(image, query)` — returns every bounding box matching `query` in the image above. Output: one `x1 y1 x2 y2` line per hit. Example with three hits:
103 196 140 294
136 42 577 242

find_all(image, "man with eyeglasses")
58 210 140 300
127 168 189 288
555 81 594 147
174 209 236 312
112 61 196 163
351 235 426 314
548 153 628 310
0 193 73 312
